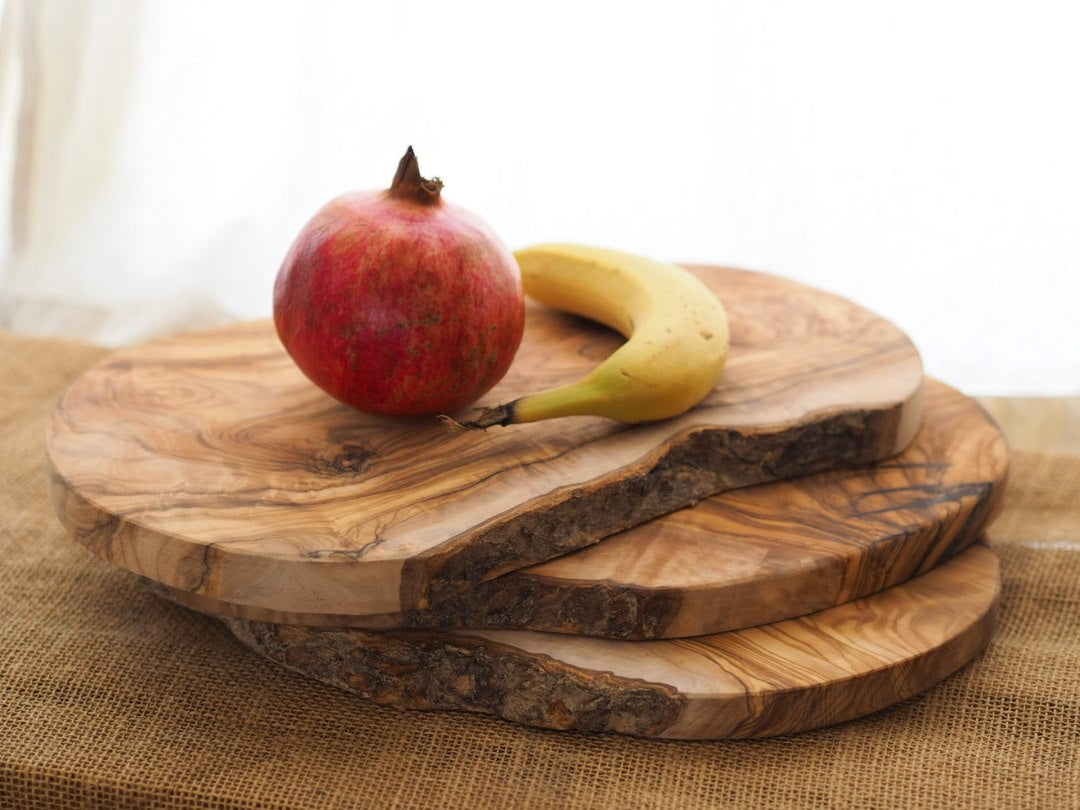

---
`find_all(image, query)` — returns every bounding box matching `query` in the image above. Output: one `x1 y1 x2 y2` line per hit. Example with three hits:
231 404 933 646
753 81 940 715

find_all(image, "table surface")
978 395 1080 454
1 329 1077 810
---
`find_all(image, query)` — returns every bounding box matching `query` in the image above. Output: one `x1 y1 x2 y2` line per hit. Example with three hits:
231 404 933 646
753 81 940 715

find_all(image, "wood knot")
311 443 376 476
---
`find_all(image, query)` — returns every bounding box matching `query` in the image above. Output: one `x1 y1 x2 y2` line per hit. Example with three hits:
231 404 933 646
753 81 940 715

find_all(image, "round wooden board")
168 378 1007 637
46 266 924 618
222 542 1000 740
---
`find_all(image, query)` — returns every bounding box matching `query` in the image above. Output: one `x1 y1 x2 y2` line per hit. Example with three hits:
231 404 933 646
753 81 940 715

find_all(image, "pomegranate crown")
388 146 443 204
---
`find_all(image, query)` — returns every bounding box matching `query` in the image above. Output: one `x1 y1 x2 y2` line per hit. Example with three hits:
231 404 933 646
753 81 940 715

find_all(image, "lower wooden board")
168 379 1007 638
221 542 1000 740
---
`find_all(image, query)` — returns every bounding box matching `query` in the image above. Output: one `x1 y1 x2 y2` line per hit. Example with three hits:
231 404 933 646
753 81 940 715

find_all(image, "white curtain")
2 0 1078 394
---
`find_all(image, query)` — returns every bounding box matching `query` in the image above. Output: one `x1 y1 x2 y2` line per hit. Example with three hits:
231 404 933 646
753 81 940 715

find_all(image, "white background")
1 0 1077 395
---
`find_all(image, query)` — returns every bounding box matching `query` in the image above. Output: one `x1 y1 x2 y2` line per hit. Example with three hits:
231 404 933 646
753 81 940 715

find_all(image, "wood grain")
222 542 1000 740
46 266 924 618
167 379 1006 637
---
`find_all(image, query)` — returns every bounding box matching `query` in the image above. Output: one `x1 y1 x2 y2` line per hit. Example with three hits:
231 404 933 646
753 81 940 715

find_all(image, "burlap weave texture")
1 331 1077 809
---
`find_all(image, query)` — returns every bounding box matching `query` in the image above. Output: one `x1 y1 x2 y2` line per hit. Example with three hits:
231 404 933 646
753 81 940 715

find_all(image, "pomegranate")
273 147 525 416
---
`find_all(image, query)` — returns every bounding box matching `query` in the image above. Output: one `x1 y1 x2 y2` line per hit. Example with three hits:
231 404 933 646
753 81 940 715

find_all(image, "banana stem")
452 379 613 430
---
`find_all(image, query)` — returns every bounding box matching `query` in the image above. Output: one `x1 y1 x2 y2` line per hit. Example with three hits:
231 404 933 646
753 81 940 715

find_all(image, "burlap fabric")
1 330 1077 810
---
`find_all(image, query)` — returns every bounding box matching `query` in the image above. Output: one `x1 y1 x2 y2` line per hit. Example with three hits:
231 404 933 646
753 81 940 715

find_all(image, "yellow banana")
457 243 729 428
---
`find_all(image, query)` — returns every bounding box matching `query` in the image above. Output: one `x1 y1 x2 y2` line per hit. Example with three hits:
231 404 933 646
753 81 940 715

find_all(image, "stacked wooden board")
45 266 1008 739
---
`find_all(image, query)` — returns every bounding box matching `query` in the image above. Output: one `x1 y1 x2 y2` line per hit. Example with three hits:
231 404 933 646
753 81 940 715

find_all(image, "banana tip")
444 402 516 430
436 414 469 432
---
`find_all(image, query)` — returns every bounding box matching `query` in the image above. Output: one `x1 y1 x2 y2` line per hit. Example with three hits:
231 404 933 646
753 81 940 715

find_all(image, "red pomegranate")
273 147 525 416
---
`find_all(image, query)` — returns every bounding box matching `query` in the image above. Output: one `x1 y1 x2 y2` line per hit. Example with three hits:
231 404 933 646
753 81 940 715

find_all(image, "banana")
456 243 729 428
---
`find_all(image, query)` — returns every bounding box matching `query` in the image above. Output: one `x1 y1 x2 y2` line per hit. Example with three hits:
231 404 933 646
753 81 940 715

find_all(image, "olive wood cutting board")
166 379 1006 637
222 542 1000 740
46 266 924 618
